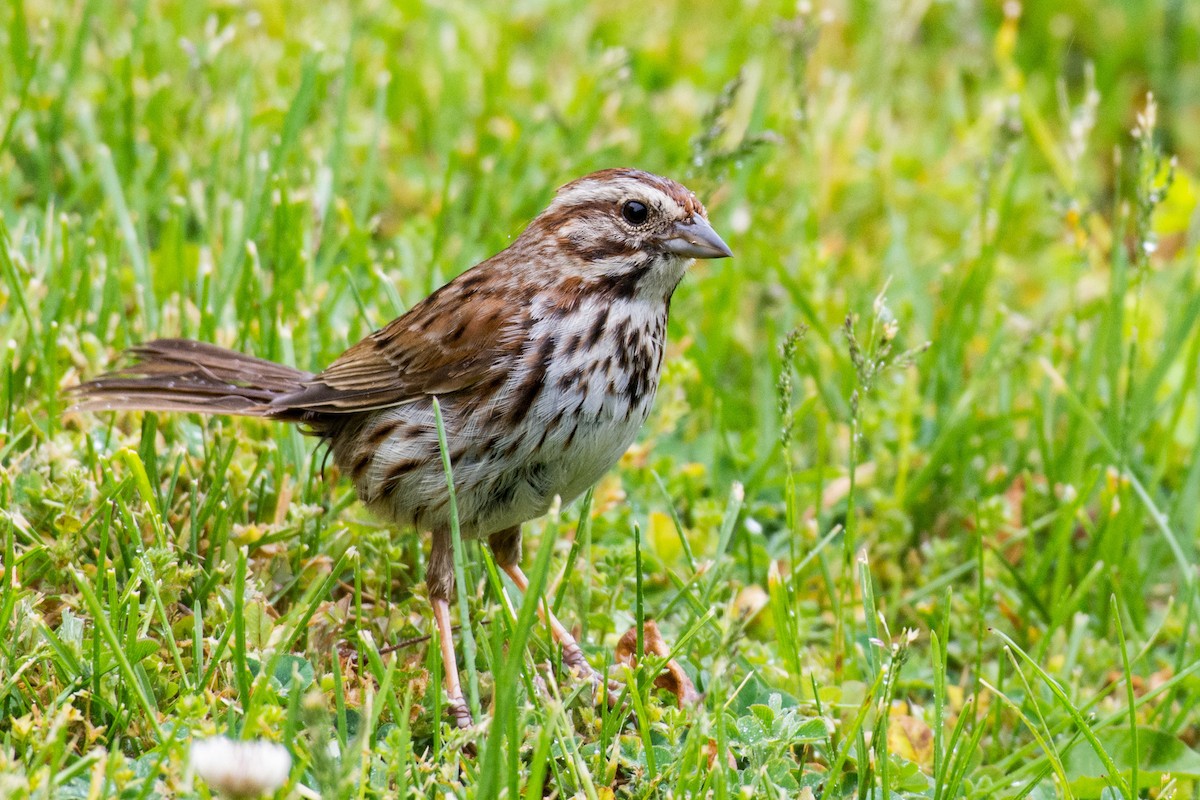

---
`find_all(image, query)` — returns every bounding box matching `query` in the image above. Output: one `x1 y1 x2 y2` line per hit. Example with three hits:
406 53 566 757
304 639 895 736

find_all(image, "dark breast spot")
364 419 402 449
557 368 582 392
382 457 426 490
585 307 610 349
506 333 556 423
565 330 585 357
479 461 551 518
350 452 373 482
485 472 520 514
524 461 551 494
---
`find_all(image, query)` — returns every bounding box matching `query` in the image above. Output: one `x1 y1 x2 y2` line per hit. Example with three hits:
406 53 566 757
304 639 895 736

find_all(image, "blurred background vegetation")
2 0 1200 797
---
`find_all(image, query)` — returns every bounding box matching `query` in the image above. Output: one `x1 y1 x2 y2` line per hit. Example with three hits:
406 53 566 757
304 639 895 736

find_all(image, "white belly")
344 297 666 537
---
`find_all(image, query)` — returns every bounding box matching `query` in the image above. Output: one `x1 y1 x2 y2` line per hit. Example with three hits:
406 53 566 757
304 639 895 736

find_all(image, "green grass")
3 0 1200 797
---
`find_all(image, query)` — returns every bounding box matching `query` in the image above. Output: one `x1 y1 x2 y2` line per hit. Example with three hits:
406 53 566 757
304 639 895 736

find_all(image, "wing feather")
273 264 528 415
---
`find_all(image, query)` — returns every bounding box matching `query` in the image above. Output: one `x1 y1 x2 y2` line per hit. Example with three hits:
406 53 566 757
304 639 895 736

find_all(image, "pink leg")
502 563 599 681
488 527 620 707
431 596 474 729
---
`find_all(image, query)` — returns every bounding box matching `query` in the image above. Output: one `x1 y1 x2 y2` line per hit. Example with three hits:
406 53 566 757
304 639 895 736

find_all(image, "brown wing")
274 266 529 414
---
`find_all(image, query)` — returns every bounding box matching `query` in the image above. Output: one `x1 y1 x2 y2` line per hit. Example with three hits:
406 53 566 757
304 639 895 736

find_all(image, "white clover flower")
191 736 291 799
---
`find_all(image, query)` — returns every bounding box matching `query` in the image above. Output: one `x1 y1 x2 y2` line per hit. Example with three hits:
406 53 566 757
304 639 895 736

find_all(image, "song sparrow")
72 168 732 728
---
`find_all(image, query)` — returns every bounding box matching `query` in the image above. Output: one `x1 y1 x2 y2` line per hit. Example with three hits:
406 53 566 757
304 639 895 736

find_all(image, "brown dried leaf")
614 620 699 707
705 738 737 769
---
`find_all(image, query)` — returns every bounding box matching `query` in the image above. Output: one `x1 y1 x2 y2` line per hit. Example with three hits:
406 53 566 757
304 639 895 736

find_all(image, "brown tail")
70 339 314 419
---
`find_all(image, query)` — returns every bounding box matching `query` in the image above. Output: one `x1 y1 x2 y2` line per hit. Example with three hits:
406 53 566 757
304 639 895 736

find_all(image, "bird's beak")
662 216 734 259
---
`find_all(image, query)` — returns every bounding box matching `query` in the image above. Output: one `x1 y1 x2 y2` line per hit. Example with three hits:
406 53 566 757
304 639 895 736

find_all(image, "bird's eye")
621 200 649 225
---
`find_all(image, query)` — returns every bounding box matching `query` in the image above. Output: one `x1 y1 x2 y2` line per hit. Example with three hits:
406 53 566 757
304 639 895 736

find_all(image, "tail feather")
70 338 313 418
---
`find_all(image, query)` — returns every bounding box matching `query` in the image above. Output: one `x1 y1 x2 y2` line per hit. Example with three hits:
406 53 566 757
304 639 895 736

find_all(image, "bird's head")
523 168 732 299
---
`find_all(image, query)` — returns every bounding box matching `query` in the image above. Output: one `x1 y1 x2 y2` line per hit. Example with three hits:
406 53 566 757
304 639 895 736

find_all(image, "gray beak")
662 216 734 259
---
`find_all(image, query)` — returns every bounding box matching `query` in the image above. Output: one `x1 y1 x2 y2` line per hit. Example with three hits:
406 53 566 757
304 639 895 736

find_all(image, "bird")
71 168 733 728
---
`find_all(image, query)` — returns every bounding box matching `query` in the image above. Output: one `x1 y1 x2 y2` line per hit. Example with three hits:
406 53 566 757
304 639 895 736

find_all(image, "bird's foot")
448 697 475 730
562 641 623 709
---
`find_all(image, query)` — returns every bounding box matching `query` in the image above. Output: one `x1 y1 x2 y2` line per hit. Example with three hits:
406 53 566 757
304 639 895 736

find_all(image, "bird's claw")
448 698 475 731
561 643 624 709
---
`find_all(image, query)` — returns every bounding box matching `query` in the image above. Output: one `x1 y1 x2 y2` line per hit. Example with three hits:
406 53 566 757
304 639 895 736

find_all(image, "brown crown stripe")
556 168 706 217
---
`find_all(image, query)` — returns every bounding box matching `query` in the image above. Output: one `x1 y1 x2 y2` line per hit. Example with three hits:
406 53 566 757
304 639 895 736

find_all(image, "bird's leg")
488 527 602 685
487 525 524 619
428 529 473 730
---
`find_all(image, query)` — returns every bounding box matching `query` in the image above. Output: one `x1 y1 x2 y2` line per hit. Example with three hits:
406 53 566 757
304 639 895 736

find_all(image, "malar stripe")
603 262 654 300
